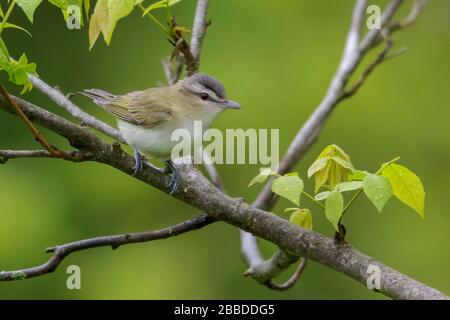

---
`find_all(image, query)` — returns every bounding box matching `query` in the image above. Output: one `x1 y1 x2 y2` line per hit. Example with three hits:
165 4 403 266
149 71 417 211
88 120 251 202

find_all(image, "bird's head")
178 73 241 110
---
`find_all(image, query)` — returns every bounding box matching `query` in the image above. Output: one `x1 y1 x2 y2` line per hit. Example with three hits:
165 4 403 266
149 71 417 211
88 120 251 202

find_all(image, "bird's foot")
132 147 143 176
165 160 181 195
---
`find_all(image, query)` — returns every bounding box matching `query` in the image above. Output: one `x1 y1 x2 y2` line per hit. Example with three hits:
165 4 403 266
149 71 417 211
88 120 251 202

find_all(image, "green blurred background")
0 0 449 299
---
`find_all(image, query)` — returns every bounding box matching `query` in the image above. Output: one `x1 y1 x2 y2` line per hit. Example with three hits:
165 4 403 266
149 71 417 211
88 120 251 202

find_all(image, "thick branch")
0 96 447 299
240 0 424 287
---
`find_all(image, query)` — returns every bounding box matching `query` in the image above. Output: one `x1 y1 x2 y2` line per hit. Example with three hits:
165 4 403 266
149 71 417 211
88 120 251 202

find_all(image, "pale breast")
117 106 222 160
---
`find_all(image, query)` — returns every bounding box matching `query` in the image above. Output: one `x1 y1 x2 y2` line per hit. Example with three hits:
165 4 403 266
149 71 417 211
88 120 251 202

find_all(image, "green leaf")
271 173 303 206
289 209 312 230
105 0 134 44
382 163 425 218
248 167 277 187
0 37 10 58
309 144 354 193
84 0 90 19
88 0 107 49
307 157 328 178
363 174 393 212
348 170 368 181
332 156 354 170
0 51 37 93
9 54 37 85
0 3 4 18
314 191 330 201
336 181 363 192
89 0 135 48
3 23 32 37
16 0 43 23
325 191 344 231
141 0 181 16
49 0 84 24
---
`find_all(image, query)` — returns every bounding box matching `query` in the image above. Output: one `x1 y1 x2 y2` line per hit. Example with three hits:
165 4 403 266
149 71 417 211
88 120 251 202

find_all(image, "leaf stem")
341 156 401 216
302 190 325 209
138 4 170 36
0 0 16 35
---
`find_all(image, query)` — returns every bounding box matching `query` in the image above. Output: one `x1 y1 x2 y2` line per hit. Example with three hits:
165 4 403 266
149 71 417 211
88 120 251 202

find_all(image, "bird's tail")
79 89 116 106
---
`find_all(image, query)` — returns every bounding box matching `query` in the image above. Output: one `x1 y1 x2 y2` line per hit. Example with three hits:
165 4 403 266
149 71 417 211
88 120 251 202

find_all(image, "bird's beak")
221 99 241 109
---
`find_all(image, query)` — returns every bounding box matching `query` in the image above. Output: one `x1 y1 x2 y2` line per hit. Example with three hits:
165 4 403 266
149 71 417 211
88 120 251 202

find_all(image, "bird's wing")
105 88 173 128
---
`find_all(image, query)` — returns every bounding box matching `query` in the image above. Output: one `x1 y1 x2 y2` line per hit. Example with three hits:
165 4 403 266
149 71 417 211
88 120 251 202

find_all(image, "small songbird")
81 73 240 194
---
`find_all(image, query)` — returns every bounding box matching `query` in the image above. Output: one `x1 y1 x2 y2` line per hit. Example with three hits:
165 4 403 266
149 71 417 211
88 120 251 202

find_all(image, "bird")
81 73 241 195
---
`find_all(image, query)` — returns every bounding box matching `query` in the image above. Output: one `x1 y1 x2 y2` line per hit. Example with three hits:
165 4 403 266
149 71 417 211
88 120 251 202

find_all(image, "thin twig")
0 150 52 162
265 258 308 291
202 151 224 191
28 74 124 142
0 214 215 281
0 84 60 157
341 38 394 99
0 84 84 162
191 0 210 64
0 149 91 164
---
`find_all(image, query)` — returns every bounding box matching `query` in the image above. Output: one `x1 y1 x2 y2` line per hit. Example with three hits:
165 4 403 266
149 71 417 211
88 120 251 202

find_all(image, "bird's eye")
200 92 209 101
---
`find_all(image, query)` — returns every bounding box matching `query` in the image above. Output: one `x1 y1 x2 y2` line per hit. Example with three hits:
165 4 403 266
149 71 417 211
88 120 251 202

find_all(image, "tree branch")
0 214 214 281
265 258 308 291
0 95 447 299
0 0 443 300
0 149 92 164
240 0 426 289
190 0 210 64
28 74 124 142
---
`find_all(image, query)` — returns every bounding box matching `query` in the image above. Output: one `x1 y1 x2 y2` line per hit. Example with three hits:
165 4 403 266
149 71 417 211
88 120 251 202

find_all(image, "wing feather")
104 88 173 128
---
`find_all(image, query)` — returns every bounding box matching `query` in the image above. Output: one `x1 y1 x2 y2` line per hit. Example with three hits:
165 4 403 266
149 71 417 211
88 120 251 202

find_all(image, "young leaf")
348 170 368 181
271 173 303 206
1 53 38 93
313 161 331 193
248 167 277 187
382 163 425 218
307 157 328 178
325 191 344 231
89 0 135 48
104 0 135 45
49 0 84 25
362 174 393 212
332 156 354 170
84 0 91 19
3 23 32 37
141 0 181 16
289 209 313 230
336 181 363 192
16 0 43 23
314 191 330 201
89 0 107 49
0 37 10 58
309 144 353 193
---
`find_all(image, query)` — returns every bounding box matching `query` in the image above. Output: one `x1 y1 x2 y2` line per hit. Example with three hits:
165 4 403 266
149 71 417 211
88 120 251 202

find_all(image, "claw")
132 148 143 176
165 160 181 195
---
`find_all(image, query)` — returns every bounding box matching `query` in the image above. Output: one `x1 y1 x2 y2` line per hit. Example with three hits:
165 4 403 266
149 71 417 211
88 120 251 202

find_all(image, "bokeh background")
0 0 449 299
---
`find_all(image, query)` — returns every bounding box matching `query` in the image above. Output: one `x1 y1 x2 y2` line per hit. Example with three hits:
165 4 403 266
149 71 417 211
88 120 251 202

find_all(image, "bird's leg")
165 160 181 195
132 147 143 176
